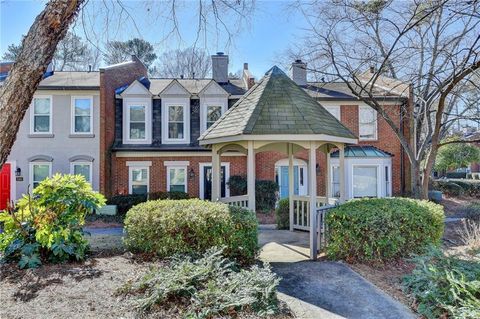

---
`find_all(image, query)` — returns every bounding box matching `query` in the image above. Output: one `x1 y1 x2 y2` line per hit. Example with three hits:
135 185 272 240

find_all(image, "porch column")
325 150 331 204
309 141 318 260
211 145 221 201
247 141 256 211
339 144 346 203
288 143 294 231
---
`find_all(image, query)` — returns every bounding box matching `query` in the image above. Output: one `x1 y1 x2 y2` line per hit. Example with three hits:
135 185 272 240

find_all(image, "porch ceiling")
198 66 357 146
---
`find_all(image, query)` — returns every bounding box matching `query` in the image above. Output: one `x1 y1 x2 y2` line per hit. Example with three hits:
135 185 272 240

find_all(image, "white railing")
292 195 338 230
219 195 249 208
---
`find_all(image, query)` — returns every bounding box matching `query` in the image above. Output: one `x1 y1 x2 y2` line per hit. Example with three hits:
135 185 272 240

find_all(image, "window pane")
169 105 183 121
168 123 184 139
130 106 145 121
132 185 148 194
74 164 90 182
75 116 91 133
130 123 146 139
207 106 222 122
132 168 147 182
33 165 49 183
353 166 377 197
169 184 185 192
34 116 50 132
34 98 50 114
170 168 185 185
332 166 340 198
75 99 91 115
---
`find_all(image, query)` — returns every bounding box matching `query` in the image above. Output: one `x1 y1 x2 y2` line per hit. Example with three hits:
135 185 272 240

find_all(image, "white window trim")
330 164 340 198
70 161 93 184
200 97 228 134
199 162 230 199
162 99 190 144
128 166 150 194
166 164 188 192
29 161 52 190
70 96 94 135
29 95 53 134
358 105 378 141
123 98 152 144
351 164 381 198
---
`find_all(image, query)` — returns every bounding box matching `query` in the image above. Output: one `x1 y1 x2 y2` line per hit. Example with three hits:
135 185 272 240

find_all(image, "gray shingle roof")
148 78 246 96
199 66 357 141
37 71 100 89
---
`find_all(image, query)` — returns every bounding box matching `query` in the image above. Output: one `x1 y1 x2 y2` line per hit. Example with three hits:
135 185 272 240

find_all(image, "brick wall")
99 57 147 197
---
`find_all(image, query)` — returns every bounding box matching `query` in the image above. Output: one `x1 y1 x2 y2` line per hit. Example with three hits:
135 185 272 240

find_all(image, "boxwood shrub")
275 198 289 230
107 191 190 215
326 198 445 262
123 199 258 264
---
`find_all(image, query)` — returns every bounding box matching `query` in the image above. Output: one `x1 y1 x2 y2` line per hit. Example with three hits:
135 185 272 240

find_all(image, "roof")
145 78 246 96
303 82 406 100
199 66 357 141
330 145 393 158
37 71 100 89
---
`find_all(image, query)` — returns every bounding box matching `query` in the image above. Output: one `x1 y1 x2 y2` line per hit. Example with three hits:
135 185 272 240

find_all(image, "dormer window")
198 81 228 134
206 105 222 129
161 99 190 144
129 105 146 139
123 98 152 144
168 105 185 139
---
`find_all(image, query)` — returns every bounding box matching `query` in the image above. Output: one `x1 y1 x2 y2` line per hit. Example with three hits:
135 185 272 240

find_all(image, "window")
30 162 52 189
72 97 93 134
325 105 340 120
359 106 377 140
385 166 391 197
129 105 146 140
129 167 149 194
206 105 222 129
331 166 340 198
168 105 185 139
353 166 378 198
167 166 187 192
31 96 52 133
70 162 92 183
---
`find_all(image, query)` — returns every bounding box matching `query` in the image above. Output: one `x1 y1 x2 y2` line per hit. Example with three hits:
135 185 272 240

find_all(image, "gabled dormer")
159 80 191 144
121 79 153 145
198 80 229 134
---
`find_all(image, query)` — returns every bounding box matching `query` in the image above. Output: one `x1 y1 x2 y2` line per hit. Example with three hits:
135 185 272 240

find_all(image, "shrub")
403 247 480 319
255 180 279 212
465 202 480 222
228 175 247 196
120 248 281 317
107 191 190 215
433 179 480 197
124 199 258 264
326 198 445 262
432 180 464 196
276 198 289 230
0 174 105 268
445 172 467 179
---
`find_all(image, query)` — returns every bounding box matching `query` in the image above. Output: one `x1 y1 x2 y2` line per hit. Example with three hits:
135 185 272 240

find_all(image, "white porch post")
211 145 221 201
309 141 318 260
339 144 346 203
247 141 256 211
288 143 294 231
325 150 331 204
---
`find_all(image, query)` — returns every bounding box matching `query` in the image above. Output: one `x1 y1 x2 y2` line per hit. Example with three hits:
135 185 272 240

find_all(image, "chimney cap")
294 59 303 64
216 52 224 56
243 63 248 70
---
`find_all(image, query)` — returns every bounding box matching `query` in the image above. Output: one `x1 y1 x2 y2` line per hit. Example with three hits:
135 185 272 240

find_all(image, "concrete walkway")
258 227 415 319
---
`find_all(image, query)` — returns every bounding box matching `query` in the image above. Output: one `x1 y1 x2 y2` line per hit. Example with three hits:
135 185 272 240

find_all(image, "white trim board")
115 151 246 158
199 134 358 145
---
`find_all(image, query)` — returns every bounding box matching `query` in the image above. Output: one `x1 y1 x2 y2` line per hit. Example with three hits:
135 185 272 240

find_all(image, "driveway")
258 226 415 319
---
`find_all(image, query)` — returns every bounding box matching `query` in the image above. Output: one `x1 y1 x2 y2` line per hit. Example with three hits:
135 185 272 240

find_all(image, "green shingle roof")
199 66 356 142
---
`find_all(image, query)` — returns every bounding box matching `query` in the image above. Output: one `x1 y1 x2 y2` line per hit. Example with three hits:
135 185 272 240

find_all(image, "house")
0 54 411 211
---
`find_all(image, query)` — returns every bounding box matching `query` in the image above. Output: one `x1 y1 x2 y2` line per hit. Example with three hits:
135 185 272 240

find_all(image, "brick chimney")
212 52 229 83
291 59 307 86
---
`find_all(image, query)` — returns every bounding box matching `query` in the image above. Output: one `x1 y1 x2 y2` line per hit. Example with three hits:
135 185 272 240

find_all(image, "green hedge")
107 191 190 215
432 179 480 197
326 198 445 262
124 199 258 264
275 198 289 230
227 176 279 212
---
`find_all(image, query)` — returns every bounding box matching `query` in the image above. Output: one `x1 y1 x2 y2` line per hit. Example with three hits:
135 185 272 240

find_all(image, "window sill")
69 134 95 138
28 133 54 138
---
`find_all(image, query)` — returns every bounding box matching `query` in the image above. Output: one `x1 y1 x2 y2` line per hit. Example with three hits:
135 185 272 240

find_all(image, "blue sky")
0 0 308 78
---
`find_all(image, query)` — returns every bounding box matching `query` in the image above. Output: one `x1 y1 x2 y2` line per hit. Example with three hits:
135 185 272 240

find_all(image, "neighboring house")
0 54 411 210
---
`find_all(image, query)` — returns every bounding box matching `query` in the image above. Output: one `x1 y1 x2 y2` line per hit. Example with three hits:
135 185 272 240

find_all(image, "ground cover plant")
120 248 282 318
0 174 105 268
403 247 480 319
124 199 258 264
326 198 445 262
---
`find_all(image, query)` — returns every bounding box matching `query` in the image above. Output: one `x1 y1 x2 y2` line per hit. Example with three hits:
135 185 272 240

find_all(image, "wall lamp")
15 167 21 177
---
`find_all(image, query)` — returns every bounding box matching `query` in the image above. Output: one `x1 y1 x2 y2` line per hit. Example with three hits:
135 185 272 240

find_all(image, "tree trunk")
0 0 84 167
410 159 425 199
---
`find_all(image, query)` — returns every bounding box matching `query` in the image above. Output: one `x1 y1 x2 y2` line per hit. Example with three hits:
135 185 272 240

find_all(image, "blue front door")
279 166 299 199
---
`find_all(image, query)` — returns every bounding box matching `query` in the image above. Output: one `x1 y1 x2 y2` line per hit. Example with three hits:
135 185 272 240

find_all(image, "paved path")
83 227 124 236
259 228 415 319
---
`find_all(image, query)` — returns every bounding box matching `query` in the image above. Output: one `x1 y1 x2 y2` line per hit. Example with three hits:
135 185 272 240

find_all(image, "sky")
0 0 309 79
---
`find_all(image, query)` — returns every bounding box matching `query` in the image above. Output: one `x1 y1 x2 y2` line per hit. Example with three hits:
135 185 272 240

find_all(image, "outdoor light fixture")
15 167 21 177
189 168 195 180
316 164 320 176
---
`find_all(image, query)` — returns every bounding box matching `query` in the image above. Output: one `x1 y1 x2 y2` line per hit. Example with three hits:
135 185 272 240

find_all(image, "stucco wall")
7 91 100 198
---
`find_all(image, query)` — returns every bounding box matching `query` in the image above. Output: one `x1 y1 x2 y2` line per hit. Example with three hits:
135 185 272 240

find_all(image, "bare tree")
154 47 211 78
293 0 480 198
0 0 254 168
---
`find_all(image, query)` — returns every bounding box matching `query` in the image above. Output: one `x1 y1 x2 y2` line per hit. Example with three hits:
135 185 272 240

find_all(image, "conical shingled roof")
198 66 356 142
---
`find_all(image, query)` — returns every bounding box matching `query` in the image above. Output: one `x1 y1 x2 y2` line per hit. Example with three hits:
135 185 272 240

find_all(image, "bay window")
353 165 378 198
